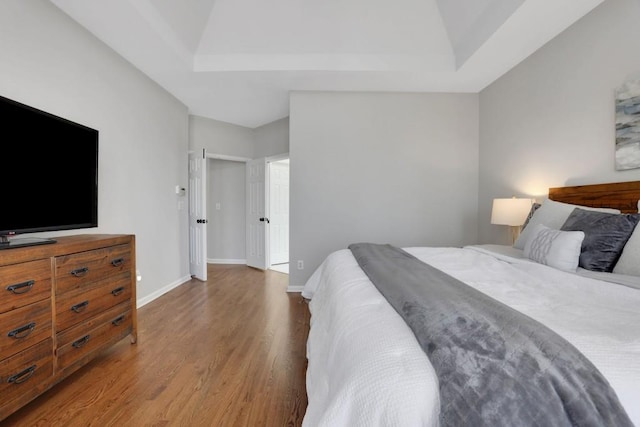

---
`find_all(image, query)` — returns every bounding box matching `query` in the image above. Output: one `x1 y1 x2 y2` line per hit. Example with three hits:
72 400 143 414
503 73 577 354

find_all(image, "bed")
301 181 640 427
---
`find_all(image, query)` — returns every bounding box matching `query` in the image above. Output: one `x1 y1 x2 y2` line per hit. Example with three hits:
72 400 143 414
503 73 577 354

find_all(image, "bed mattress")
302 245 640 426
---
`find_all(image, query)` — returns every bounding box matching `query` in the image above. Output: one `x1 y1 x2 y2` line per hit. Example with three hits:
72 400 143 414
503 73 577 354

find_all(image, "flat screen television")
0 94 98 250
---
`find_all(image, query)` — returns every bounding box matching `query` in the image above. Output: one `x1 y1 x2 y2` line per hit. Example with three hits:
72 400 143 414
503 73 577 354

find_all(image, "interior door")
189 149 207 281
246 158 268 270
269 160 289 265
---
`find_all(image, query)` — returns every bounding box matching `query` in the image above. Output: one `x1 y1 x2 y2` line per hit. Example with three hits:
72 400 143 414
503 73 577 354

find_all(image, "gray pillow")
560 208 640 272
513 199 620 250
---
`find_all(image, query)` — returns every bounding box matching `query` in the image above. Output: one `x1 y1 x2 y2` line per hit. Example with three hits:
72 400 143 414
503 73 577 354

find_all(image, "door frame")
190 152 288 273
266 153 290 269
206 153 251 262
245 153 290 271
246 158 268 270
189 151 250 279
207 153 252 163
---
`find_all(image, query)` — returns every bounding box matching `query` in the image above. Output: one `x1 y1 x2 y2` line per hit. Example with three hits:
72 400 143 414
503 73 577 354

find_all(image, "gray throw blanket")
349 243 633 427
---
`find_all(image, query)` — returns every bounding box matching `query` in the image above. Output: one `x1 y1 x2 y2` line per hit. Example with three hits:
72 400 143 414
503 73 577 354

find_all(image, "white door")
189 149 207 281
269 160 289 265
246 158 268 270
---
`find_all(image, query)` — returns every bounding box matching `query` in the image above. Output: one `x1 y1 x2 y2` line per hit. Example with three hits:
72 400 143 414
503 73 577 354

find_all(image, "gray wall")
190 115 290 262
189 115 254 158
254 117 290 158
0 0 190 306
289 91 479 288
479 0 640 245
207 159 246 261
189 114 290 159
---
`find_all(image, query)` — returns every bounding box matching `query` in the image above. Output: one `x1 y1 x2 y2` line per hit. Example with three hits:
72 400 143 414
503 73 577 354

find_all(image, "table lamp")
491 197 533 244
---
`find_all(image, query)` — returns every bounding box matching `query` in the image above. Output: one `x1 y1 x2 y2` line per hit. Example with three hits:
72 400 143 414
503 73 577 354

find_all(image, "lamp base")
509 226 522 245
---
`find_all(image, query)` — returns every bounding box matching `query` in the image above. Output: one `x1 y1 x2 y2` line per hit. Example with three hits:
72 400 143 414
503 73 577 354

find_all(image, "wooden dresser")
0 234 137 420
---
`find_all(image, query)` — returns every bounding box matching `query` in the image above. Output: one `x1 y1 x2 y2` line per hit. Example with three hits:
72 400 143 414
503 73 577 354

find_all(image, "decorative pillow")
521 202 541 231
560 208 640 272
513 199 620 250
523 224 585 272
612 199 640 276
613 225 640 276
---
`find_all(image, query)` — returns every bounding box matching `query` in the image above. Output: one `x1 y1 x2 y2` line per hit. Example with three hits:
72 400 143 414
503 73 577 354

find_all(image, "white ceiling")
50 0 604 128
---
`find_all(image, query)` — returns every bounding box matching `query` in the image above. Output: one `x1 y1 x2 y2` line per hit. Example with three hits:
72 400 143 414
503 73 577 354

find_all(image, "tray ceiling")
50 0 604 128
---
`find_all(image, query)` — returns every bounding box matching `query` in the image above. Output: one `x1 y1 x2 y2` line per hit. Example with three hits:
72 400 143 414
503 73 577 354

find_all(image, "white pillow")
514 199 620 249
523 224 585 272
614 199 640 276
612 225 640 276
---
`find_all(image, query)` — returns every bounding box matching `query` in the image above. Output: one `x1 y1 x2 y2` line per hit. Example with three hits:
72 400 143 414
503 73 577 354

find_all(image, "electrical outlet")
297 260 304 270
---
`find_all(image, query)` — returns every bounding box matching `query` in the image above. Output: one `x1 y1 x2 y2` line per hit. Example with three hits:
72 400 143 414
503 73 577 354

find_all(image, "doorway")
208 158 247 264
191 152 290 276
268 158 290 274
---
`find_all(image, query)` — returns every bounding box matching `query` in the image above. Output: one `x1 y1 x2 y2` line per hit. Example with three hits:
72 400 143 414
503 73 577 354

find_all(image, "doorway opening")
193 152 290 277
208 158 246 264
268 158 289 274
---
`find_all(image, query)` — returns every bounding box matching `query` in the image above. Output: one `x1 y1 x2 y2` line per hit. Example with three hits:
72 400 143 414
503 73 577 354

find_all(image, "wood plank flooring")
3 264 310 426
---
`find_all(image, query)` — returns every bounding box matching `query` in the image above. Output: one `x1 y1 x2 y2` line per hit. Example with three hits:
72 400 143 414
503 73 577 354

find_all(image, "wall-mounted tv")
0 94 98 249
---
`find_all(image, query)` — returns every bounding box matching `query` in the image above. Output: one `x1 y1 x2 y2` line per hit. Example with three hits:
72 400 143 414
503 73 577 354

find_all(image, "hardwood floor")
3 264 311 426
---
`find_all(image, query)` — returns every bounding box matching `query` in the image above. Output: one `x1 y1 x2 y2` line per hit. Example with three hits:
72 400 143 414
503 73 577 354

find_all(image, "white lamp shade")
491 198 533 226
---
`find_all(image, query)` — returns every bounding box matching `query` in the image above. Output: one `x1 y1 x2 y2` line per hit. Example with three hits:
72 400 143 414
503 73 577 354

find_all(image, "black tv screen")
0 94 98 245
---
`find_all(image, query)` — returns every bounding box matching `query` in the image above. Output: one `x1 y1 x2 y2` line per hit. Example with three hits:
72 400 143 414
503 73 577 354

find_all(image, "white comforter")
302 245 640 426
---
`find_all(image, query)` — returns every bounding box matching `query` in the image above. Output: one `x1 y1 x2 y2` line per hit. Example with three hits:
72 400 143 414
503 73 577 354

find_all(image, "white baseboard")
136 275 304 306
136 275 192 308
208 258 246 265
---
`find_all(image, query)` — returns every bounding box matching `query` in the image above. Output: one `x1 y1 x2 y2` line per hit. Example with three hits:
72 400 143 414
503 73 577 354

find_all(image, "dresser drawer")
54 244 132 295
56 303 132 372
0 299 52 361
0 338 53 406
0 234 137 423
55 273 131 332
0 260 51 314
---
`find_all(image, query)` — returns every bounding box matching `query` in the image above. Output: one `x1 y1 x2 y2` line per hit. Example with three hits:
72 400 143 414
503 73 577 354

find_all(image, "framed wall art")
615 74 640 170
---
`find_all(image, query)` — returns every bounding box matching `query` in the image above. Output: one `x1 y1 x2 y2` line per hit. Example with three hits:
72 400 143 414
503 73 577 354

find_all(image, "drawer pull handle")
8 322 36 339
111 258 125 267
112 315 125 326
71 300 89 313
6 280 35 294
71 267 89 277
8 365 37 384
72 335 91 348
111 287 125 296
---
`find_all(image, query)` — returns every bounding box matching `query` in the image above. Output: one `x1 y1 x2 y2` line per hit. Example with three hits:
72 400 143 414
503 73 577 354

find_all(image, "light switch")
215 202 221 210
